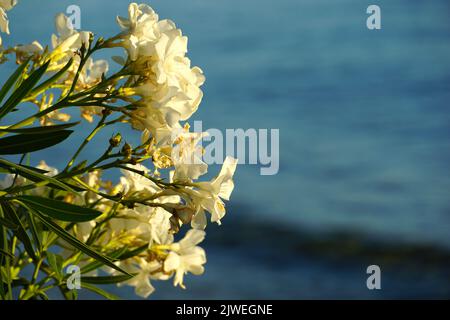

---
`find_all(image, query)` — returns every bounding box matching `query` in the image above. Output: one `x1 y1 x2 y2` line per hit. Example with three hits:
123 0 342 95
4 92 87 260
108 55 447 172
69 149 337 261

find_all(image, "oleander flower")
78 58 109 122
38 93 71 126
116 2 160 61
116 3 205 136
79 58 109 88
164 229 206 289
187 157 238 229
171 128 208 182
49 13 91 71
119 163 160 195
36 160 59 176
120 258 169 298
0 0 17 46
13 41 43 62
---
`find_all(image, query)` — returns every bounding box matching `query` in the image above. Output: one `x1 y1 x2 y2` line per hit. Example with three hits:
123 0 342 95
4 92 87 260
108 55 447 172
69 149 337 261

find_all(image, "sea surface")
2 0 450 298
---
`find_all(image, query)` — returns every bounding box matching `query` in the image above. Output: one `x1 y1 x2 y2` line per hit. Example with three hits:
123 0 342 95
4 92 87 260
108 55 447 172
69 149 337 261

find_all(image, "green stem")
64 114 108 172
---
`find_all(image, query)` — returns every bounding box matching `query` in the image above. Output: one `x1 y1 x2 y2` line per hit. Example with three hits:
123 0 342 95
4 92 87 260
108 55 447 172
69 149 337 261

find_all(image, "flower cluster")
0 2 237 299
115 3 205 144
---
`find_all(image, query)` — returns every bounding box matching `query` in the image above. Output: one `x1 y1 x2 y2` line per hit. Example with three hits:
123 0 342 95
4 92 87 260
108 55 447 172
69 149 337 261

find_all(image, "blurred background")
2 0 450 298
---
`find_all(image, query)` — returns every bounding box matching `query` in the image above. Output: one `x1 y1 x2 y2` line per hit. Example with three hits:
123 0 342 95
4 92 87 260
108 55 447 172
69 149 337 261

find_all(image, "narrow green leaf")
0 60 51 119
29 209 130 276
0 248 13 260
0 130 73 155
37 292 49 300
29 59 74 98
11 278 29 287
81 274 135 285
46 252 64 280
80 247 127 274
0 204 6 298
0 122 79 134
0 164 48 174
21 203 42 252
0 158 76 193
117 244 148 260
0 58 31 105
80 282 121 300
0 216 17 230
17 195 102 223
0 248 14 259
0 163 84 192
0 201 37 260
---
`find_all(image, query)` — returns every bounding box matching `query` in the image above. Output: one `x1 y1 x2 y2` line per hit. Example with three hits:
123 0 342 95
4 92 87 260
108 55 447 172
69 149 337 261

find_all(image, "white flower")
79 58 109 87
188 157 238 228
108 205 173 246
171 129 208 182
27 161 59 196
0 174 21 189
49 13 91 71
148 207 173 245
77 58 109 122
36 160 58 176
38 93 71 126
75 221 95 242
122 258 169 298
116 3 205 134
14 40 44 55
119 163 160 195
0 0 17 11
164 229 206 289
116 3 160 61
0 0 17 46
52 13 90 49
127 259 159 298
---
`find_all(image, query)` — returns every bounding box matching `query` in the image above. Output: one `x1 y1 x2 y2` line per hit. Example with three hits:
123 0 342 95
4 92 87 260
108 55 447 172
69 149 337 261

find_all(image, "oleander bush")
0 1 237 299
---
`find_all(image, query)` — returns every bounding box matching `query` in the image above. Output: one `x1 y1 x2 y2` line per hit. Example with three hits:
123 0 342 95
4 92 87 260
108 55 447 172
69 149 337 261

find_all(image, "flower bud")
109 133 122 147
121 143 132 158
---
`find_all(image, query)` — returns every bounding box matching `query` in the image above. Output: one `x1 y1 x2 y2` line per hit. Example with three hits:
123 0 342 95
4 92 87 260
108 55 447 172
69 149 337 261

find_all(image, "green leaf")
0 130 73 155
0 248 14 259
0 60 50 120
0 216 17 230
0 58 31 105
37 292 49 300
0 162 84 192
81 282 121 300
117 244 148 260
17 196 102 223
28 59 74 98
0 158 76 193
81 274 135 285
11 278 28 288
46 252 64 280
22 204 42 252
0 163 48 174
0 122 79 134
80 247 127 274
28 209 130 276
0 201 37 260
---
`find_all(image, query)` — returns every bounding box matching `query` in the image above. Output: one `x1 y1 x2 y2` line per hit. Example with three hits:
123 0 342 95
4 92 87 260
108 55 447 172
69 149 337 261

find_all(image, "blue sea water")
2 0 450 298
